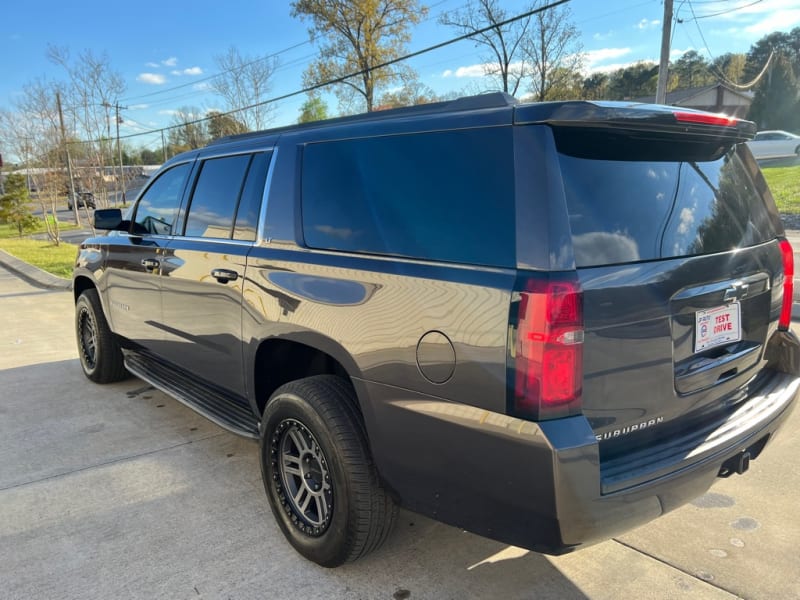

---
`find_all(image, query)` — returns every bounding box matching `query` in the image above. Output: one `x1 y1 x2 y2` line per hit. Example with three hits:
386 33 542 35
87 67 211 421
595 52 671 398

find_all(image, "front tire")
75 289 127 383
260 375 397 567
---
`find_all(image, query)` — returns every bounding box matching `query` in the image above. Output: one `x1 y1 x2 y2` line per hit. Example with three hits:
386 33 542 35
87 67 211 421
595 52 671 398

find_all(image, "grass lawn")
0 238 76 278
0 218 79 278
762 165 800 214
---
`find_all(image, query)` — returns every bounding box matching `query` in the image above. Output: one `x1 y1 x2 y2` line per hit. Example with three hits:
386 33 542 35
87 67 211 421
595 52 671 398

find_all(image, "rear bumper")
357 369 799 554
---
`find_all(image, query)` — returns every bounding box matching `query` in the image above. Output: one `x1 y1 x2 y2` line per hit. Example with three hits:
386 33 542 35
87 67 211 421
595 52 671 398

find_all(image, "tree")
439 0 531 96
712 52 746 84
543 67 583 100
168 107 209 152
3 79 69 241
298 94 330 123
211 46 276 131
524 0 583 101
671 50 714 89
377 76 439 108
743 28 800 83
0 173 38 236
207 111 248 140
745 28 800 131
581 72 609 100
748 55 799 131
47 46 126 207
291 0 427 113
605 62 659 99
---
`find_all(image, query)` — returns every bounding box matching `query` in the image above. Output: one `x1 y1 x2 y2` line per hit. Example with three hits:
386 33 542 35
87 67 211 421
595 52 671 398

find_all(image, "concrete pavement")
1 264 799 599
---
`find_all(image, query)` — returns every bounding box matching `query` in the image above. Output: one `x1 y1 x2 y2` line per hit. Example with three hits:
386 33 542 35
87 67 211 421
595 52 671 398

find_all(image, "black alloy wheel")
75 289 127 383
273 418 333 535
260 375 397 567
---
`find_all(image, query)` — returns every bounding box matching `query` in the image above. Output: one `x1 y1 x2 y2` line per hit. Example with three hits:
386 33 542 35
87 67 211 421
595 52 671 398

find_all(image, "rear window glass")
558 147 778 267
301 127 515 267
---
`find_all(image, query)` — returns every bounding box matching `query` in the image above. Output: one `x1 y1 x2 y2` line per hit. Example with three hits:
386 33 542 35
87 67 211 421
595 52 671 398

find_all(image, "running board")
123 349 260 439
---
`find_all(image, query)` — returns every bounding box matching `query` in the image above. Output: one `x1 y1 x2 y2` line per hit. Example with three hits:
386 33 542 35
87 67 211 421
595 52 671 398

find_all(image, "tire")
75 289 127 383
260 375 397 567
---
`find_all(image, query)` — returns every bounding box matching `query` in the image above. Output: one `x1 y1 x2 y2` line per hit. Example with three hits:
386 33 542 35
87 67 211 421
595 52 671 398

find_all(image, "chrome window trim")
197 146 275 161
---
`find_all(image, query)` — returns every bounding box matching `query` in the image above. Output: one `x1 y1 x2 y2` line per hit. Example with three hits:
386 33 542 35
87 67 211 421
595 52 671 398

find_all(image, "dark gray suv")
73 93 800 567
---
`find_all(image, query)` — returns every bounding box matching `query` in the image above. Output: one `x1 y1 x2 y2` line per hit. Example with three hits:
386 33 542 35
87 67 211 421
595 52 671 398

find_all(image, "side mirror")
94 208 125 231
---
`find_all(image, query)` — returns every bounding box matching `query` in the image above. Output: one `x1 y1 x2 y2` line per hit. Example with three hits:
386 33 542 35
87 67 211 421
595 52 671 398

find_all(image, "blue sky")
2 0 799 153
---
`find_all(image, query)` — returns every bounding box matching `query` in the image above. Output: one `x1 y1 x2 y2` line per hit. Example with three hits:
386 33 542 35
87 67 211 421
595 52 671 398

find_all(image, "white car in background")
746 130 800 160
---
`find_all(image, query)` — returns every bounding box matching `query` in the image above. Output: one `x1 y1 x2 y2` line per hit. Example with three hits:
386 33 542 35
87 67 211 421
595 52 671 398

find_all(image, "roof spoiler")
515 101 756 145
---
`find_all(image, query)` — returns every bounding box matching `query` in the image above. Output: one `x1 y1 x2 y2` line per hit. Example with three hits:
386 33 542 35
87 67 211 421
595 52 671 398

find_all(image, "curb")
0 249 72 291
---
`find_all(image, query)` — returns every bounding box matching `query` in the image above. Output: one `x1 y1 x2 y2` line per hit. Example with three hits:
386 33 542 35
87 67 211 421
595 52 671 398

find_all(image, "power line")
678 0 764 21
119 0 453 106
678 0 774 90
120 40 310 103
71 0 573 146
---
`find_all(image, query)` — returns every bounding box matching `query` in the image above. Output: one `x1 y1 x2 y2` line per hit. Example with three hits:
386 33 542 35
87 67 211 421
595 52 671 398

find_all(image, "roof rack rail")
207 92 518 146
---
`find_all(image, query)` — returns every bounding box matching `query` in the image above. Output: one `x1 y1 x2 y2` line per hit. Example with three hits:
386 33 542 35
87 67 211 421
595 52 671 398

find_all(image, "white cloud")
193 82 212 91
636 18 660 30
128 103 149 110
593 30 614 41
670 47 694 58
744 9 800 34
442 63 490 78
162 56 178 67
158 109 178 116
171 67 203 76
585 47 632 67
145 61 159 68
137 73 166 85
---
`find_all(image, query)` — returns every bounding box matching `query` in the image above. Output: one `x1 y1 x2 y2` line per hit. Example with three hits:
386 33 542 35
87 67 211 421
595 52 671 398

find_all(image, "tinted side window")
233 152 270 241
132 163 191 235
184 154 252 238
301 128 515 267
559 148 777 267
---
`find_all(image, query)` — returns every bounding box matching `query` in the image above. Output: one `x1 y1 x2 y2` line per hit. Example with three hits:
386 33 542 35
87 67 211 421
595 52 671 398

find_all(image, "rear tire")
260 375 397 567
75 289 127 383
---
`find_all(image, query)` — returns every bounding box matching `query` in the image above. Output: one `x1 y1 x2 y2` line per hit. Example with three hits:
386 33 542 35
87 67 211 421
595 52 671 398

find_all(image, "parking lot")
1 265 799 599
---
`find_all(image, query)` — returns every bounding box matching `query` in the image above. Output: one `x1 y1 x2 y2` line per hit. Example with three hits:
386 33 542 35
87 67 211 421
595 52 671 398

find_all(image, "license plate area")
695 303 741 353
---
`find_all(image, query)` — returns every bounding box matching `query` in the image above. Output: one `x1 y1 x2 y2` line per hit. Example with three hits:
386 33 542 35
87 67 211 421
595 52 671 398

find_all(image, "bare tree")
525 0 583 101
291 0 427 113
211 47 277 132
168 108 209 152
439 0 531 96
2 79 70 242
47 46 126 207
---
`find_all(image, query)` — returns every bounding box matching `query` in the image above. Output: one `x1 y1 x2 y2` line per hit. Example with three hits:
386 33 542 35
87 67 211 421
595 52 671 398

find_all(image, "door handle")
211 268 239 283
141 258 160 271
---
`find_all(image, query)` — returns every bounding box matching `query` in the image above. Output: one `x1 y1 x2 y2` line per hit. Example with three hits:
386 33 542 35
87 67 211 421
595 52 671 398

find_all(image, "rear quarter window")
301 127 515 267
559 147 778 267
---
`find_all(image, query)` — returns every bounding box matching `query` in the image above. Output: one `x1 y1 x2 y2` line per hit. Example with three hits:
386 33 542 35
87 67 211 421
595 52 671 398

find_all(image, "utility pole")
57 91 81 227
115 102 127 206
655 0 674 104
161 129 168 161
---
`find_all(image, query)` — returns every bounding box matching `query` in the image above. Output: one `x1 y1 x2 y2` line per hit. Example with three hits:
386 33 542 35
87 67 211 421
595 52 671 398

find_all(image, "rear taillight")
512 275 583 420
779 238 794 330
672 111 738 127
